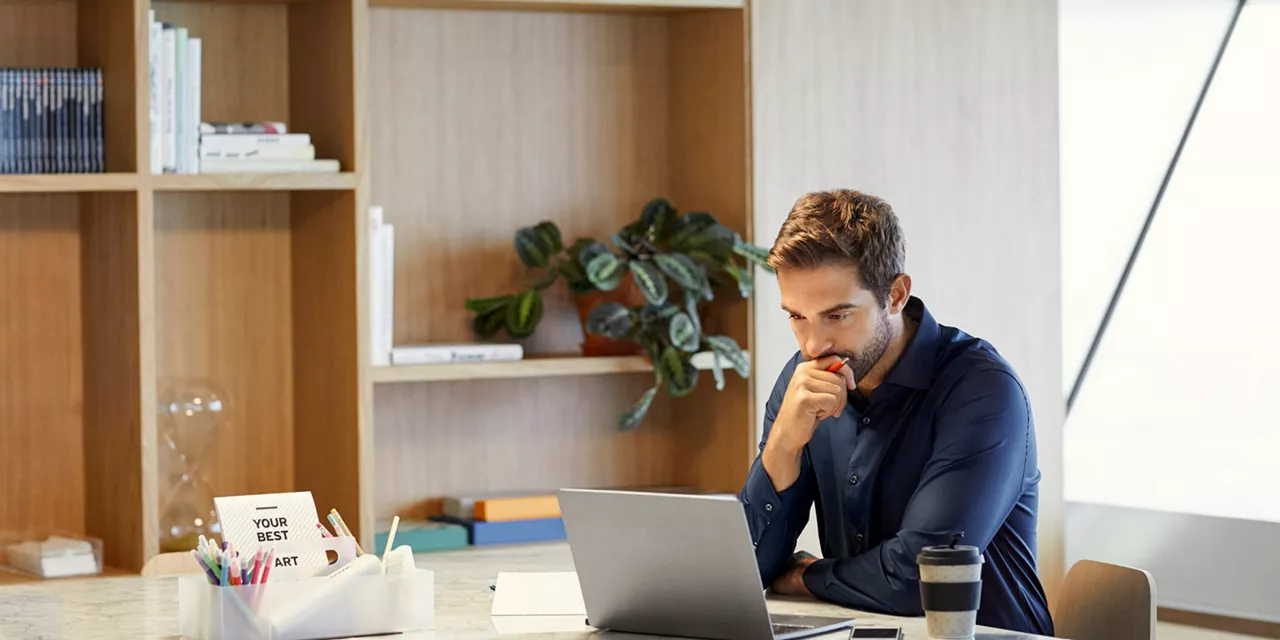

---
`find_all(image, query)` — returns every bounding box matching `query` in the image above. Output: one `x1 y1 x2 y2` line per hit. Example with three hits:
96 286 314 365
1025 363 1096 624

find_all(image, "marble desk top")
0 543 1050 639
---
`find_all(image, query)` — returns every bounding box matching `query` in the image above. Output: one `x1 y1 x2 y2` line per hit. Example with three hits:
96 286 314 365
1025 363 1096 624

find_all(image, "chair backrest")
1055 559 1157 640
140 551 200 577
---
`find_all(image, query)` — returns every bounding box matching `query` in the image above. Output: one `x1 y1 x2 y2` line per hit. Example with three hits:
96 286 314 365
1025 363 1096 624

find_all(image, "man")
740 190 1054 636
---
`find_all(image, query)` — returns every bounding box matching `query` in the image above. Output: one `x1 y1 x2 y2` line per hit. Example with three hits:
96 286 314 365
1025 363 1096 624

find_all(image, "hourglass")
158 383 228 553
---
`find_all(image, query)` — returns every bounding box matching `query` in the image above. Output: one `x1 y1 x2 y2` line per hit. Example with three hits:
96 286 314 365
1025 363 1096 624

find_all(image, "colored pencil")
260 548 275 584
191 549 219 585
250 548 264 585
825 356 850 373
381 516 400 570
330 508 365 555
316 522 334 538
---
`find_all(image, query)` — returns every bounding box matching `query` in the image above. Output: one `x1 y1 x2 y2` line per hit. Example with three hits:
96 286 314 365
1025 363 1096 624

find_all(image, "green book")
376 520 468 554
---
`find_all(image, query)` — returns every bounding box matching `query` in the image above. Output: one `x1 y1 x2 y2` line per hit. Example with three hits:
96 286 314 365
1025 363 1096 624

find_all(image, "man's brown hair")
767 189 906 305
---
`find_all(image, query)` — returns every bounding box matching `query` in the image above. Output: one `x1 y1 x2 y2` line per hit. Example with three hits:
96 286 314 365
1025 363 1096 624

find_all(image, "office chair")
1055 559 1157 640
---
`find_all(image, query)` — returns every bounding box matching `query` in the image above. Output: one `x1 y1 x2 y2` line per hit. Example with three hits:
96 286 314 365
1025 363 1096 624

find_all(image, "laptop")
558 488 856 640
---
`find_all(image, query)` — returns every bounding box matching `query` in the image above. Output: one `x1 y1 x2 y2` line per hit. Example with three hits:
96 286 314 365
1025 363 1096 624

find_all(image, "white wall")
750 0 1064 596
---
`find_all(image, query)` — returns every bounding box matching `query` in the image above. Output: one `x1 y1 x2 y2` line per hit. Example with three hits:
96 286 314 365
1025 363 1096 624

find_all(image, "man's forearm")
762 434 804 493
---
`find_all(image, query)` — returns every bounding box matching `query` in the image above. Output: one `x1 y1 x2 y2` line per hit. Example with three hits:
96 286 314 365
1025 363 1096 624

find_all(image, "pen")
191 549 219 585
825 356 850 373
316 522 334 538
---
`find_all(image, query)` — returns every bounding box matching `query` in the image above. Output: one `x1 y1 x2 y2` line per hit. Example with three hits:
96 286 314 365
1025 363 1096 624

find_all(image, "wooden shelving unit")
371 352 751 384
1 0 753 574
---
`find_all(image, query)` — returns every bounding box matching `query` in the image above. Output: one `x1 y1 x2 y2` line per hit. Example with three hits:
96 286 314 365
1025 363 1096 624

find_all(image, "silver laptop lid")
559 488 777 640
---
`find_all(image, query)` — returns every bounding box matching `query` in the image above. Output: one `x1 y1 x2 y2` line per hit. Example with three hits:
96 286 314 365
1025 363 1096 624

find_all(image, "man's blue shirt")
740 297 1054 636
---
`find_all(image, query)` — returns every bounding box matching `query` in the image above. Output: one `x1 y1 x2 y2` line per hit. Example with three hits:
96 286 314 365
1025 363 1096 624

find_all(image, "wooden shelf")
371 351 746 384
150 173 357 192
368 0 743 13
0 174 139 193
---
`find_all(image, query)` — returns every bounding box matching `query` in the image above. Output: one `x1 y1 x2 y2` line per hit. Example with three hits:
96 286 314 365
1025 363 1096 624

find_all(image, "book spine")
93 69 103 173
149 12 162 174
78 69 88 174
381 224 395 361
389 344 524 366
50 70 60 174
199 133 311 150
187 38 201 174
200 121 287 135
474 496 562 522
200 144 316 161
34 70 45 174
21 70 31 174
71 69 82 174
470 519 567 546
1 70 9 174
369 206 389 366
161 25 175 172
174 27 187 174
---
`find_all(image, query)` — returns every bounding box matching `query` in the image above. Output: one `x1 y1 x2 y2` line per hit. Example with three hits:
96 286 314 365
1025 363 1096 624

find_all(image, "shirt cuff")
802 558 837 601
743 460 800 527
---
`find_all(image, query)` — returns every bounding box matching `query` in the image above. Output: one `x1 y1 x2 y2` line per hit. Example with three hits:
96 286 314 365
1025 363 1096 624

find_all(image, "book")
368 206 395 366
442 492 559 521
160 24 176 172
92 69 103 172
0 70 8 173
374 520 467 554
149 12 162 174
173 27 188 173
390 344 524 366
199 133 312 151
197 158 340 174
200 144 315 160
201 121 287 135
430 516 567 546
186 38 201 174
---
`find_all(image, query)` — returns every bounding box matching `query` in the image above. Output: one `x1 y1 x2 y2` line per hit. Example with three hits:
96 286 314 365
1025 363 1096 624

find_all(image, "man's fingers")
837 363 856 390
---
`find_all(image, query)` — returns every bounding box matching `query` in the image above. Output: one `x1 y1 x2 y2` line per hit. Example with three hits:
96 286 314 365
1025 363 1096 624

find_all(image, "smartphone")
850 628 903 639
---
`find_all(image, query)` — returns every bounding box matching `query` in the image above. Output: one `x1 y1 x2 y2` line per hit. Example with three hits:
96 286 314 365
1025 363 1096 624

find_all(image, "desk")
0 543 1051 639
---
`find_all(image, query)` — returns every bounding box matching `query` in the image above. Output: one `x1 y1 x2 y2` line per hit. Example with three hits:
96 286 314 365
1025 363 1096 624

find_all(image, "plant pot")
574 274 647 357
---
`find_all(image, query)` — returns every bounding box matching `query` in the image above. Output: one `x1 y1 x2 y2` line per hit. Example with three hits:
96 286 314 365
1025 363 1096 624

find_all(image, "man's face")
778 264 892 382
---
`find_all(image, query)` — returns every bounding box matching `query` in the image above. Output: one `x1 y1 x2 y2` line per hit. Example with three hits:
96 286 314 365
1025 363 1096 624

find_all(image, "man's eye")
829 313 849 321
788 313 802 320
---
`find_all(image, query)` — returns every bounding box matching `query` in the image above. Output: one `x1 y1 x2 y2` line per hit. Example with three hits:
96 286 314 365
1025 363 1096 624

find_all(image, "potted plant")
466 198 772 431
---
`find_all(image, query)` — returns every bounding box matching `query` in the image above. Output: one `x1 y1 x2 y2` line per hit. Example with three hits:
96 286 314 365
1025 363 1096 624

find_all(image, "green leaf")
710 353 725 391
668 312 699 352
684 289 702 336
640 303 680 327
704 335 749 378
505 290 543 338
531 269 559 290
558 257 586 283
611 233 636 255
725 260 754 298
628 260 668 305
619 386 658 432
733 242 772 270
534 221 563 254
464 294 510 314
585 302 634 339
578 241 611 267
653 253 704 290
472 304 508 338
640 198 678 241
514 227 550 268
567 237 596 261
586 252 623 291
666 212 718 249
659 346 699 397
678 223 738 252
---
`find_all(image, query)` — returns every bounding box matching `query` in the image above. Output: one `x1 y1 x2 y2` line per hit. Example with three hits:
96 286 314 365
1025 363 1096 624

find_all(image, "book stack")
431 493 566 547
0 69 104 174
148 12 339 174
369 206 395 365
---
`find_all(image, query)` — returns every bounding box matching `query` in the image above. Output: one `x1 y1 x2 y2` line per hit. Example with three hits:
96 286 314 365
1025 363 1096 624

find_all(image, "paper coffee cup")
917 543 983 639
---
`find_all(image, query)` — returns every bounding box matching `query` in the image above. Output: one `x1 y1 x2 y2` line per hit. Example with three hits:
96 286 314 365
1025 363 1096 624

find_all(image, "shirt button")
855 533 865 543
849 475 858 485
764 503 774 512
861 416 872 425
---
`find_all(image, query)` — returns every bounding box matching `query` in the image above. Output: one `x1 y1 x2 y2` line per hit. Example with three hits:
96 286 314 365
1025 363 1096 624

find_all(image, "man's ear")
887 274 912 315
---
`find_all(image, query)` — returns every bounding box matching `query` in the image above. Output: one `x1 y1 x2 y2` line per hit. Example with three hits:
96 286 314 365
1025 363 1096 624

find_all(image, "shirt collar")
883 296 939 390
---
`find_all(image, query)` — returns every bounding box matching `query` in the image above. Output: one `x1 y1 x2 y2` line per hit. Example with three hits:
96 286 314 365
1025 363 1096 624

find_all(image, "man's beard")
808 311 893 383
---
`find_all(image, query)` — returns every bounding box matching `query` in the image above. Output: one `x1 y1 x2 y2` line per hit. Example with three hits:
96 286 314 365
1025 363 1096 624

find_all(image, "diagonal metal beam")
1067 0 1247 415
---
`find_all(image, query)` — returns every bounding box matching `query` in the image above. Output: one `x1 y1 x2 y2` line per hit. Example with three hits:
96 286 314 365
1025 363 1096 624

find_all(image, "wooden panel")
152 2 290 124
750 0 1063 599
81 191 152 571
0 175 139 193
153 193 294 500
0 195 85 535
290 191 363 538
368 0 743 13
369 7 670 353
0 0 77 67
666 8 751 492
371 374 677 521
288 0 358 171
78 0 141 172
150 173 357 192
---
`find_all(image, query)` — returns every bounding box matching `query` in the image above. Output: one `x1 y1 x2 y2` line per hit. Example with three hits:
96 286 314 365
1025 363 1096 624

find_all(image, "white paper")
213 491 327 576
491 571 586 617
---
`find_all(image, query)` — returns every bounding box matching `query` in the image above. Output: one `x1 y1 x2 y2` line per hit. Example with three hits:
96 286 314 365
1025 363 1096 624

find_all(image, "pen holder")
178 568 435 639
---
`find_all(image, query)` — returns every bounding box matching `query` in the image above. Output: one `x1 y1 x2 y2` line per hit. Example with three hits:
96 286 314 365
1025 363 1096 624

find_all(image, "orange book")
474 495 561 522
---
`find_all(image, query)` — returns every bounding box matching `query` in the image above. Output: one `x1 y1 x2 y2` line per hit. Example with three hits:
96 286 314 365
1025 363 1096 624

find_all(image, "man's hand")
762 356 856 492
770 552 819 597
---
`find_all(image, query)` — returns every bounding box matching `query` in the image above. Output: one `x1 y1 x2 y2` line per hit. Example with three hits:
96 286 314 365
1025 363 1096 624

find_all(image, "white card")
491 572 586 616
214 491 326 571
